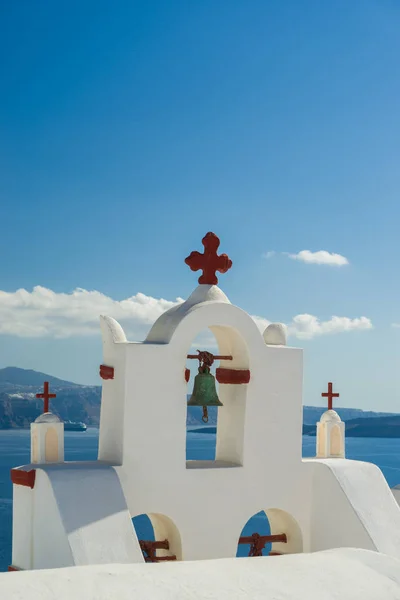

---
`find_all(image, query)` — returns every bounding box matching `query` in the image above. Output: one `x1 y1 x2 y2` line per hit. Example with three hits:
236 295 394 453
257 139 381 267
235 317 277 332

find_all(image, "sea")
1 429 400 571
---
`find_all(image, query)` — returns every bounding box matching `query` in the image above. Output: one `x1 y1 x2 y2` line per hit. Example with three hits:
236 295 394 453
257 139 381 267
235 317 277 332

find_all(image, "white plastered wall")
11 463 144 570
98 317 127 465
11 485 33 570
11 467 73 571
307 459 400 557
32 469 74 569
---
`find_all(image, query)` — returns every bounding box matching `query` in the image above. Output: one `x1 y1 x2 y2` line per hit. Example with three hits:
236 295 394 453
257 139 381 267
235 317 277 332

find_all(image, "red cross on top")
321 382 339 411
185 232 232 285
36 381 56 414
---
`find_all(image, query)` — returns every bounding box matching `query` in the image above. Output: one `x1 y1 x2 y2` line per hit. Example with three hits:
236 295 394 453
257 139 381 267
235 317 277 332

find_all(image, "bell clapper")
198 354 212 427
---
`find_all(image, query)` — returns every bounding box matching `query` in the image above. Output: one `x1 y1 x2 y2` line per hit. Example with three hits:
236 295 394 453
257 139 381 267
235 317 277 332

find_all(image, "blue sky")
0 0 400 410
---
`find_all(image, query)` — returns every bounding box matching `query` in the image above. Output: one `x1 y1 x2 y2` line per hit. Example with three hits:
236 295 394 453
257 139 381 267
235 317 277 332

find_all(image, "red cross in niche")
321 382 339 411
185 232 232 285
36 381 56 414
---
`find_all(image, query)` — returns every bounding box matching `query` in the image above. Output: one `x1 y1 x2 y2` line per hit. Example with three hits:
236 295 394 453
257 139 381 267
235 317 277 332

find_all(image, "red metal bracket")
187 354 232 361
8 566 21 572
216 368 250 384
10 469 36 489
100 365 114 380
238 533 287 557
139 539 177 563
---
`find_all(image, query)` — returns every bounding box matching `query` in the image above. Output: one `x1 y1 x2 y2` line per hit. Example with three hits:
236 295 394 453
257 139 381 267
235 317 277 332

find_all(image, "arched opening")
132 513 182 562
330 424 342 456
185 324 250 469
237 511 271 557
45 427 59 462
237 509 303 557
186 329 219 465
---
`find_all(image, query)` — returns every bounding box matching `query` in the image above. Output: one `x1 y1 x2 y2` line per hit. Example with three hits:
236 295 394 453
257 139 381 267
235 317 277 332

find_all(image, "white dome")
263 323 287 345
34 412 61 424
320 409 342 423
185 284 230 305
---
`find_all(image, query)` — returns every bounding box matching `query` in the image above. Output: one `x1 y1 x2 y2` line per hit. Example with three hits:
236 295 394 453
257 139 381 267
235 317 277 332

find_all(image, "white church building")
3 232 400 599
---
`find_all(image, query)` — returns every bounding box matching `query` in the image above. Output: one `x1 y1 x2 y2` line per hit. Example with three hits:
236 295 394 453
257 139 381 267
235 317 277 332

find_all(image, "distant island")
303 416 400 438
0 367 100 429
192 417 400 438
0 367 399 437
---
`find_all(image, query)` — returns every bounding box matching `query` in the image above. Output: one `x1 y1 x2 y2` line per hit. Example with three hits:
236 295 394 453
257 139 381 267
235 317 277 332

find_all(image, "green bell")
187 367 223 408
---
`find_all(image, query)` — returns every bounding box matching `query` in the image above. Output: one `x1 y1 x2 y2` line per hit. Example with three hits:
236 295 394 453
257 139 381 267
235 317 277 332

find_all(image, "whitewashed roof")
2 548 400 600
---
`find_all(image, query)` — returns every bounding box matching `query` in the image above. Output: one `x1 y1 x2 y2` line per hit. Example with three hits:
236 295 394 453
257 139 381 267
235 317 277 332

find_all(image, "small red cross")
36 381 56 413
185 232 232 285
321 382 339 411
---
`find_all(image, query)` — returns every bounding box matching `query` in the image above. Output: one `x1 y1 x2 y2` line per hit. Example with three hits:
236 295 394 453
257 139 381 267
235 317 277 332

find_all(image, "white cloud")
252 314 371 339
286 314 372 339
0 286 183 339
287 250 349 266
0 286 372 341
391 323 400 328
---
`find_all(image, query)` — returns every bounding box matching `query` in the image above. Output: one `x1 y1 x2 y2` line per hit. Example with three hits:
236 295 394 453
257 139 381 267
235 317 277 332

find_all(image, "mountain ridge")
0 367 100 428
0 367 398 432
0 366 83 389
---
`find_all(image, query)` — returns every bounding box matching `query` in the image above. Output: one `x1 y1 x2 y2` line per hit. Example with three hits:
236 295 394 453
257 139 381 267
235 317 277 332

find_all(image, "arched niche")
185 323 250 469
266 508 303 554
237 510 271 557
132 513 154 543
330 424 342 456
237 508 303 557
45 427 59 462
186 329 219 463
132 513 182 562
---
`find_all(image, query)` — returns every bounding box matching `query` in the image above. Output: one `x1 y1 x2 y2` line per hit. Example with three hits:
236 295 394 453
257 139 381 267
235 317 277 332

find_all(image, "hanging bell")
187 366 223 423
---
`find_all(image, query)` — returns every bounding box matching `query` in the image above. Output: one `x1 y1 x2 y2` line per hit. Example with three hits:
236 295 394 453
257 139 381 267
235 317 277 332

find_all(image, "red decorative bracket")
8 566 21 572
185 369 190 383
10 469 36 489
139 539 177 563
100 365 114 380
216 368 250 384
238 533 287 557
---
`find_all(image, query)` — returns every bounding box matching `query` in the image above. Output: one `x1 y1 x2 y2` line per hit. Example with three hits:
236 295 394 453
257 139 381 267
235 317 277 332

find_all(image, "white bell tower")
316 382 345 458
31 381 64 464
